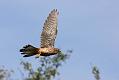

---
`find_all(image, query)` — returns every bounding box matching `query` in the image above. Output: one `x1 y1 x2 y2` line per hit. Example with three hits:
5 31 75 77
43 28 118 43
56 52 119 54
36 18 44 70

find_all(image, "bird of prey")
20 9 61 58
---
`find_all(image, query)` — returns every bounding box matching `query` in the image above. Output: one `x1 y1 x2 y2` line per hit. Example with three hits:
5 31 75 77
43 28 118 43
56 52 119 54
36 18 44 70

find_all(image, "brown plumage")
20 9 60 58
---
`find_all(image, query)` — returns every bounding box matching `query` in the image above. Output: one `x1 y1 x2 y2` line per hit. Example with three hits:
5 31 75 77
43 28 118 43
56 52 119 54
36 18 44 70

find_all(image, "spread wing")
40 9 59 48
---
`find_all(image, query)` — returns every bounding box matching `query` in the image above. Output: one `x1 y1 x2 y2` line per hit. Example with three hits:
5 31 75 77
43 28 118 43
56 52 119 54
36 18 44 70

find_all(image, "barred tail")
20 44 38 57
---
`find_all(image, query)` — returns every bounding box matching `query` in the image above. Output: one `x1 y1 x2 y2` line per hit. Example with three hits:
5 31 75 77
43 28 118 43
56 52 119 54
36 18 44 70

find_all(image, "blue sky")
0 0 119 80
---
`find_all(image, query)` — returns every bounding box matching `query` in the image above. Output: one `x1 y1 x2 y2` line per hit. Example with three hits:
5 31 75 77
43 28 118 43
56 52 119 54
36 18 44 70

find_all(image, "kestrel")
20 9 61 58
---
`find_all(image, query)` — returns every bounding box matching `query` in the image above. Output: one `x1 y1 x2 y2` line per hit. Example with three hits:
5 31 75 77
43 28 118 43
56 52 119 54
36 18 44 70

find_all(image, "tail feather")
20 44 38 57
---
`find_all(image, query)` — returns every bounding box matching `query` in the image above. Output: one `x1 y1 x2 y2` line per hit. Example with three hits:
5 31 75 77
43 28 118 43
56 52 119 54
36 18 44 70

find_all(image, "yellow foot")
35 53 40 58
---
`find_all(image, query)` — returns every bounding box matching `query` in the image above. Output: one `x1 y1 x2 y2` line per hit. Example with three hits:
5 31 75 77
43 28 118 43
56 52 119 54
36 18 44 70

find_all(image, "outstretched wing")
40 9 59 48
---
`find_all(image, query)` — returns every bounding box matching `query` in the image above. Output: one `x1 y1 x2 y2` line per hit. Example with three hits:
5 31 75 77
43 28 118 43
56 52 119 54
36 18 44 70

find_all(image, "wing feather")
40 9 59 48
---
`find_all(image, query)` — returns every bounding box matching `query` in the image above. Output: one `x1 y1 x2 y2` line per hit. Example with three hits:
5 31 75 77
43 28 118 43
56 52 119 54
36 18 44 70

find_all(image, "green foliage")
0 66 12 80
20 51 71 80
92 66 100 80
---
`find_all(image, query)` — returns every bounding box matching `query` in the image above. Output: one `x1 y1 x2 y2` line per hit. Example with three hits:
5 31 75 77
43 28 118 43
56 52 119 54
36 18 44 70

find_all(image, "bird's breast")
39 48 55 53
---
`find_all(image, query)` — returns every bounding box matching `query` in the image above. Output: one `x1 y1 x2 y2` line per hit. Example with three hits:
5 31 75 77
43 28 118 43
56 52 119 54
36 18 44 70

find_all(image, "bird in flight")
20 9 61 58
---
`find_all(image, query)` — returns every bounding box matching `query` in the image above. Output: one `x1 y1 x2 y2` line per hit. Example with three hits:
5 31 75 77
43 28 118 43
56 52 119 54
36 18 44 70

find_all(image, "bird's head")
54 48 61 53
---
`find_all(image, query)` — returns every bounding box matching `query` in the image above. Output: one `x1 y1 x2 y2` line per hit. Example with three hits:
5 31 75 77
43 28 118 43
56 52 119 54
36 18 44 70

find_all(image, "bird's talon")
35 54 40 58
